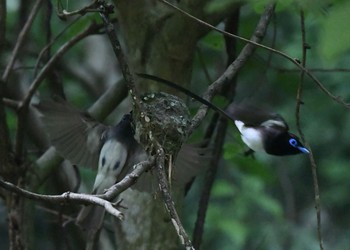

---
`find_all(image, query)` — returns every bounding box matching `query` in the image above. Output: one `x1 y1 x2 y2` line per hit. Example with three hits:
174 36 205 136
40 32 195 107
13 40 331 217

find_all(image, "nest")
134 92 191 155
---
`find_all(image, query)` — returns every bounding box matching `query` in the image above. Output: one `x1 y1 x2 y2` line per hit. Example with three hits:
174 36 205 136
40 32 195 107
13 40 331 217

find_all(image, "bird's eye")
289 138 297 147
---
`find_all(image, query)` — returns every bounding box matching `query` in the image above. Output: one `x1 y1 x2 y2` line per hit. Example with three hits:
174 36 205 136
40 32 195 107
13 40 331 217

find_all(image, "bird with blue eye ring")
226 103 309 156
137 73 310 156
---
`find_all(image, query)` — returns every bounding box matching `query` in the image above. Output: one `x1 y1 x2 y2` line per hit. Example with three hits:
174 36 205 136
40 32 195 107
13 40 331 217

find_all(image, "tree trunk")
112 1 237 248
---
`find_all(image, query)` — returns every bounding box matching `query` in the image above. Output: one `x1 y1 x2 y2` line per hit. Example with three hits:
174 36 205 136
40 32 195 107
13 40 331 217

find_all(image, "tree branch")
15 22 104 160
193 117 228 249
155 143 194 250
188 3 275 132
56 0 99 19
1 0 44 83
192 9 240 248
98 2 140 104
295 11 323 250
161 0 350 110
0 159 154 220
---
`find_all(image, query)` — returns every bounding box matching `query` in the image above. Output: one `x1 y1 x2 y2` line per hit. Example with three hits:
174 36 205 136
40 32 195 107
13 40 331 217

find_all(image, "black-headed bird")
137 73 310 156
226 103 309 156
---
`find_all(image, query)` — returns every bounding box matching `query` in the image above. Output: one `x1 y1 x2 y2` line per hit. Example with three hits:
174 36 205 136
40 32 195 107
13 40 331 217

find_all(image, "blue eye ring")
289 138 298 147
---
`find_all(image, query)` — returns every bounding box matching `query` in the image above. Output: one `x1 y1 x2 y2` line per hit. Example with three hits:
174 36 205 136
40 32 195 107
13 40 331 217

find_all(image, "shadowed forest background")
1 0 350 249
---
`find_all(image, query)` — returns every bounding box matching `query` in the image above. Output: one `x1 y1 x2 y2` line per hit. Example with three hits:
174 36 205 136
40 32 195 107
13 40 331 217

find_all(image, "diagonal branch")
20 22 104 109
189 3 275 133
15 22 104 159
1 0 44 83
161 0 350 111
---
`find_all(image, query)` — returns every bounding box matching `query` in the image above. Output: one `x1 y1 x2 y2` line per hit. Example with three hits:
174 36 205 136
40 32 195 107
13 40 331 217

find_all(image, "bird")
34 98 210 235
137 73 310 156
226 103 309 156
35 99 146 235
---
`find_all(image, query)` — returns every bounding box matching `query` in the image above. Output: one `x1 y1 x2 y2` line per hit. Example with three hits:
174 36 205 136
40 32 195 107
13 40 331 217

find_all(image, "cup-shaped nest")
134 92 191 155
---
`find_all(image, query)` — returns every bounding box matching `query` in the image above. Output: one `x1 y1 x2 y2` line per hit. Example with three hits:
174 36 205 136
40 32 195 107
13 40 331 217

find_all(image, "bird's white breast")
93 140 128 193
234 120 264 152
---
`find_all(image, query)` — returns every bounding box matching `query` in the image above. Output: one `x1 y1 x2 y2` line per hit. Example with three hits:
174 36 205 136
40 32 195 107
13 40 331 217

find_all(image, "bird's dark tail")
137 73 235 123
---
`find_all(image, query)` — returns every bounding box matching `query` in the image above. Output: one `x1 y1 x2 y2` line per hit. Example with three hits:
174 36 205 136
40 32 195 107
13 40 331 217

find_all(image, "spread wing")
35 99 108 169
131 143 212 192
172 143 212 186
226 103 289 130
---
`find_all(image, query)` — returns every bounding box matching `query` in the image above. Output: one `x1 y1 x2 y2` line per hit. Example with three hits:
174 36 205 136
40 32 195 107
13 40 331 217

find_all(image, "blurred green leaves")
319 2 350 61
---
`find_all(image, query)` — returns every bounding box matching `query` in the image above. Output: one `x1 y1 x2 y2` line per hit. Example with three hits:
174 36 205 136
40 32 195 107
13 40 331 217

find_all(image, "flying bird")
137 73 309 156
226 103 309 155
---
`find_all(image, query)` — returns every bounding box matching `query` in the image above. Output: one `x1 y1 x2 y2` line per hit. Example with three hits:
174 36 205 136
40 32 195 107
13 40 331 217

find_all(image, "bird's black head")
110 113 135 141
264 132 309 156
120 113 134 130
121 113 133 125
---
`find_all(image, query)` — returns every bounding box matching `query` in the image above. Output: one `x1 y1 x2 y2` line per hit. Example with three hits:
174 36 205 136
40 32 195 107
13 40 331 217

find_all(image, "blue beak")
298 147 310 154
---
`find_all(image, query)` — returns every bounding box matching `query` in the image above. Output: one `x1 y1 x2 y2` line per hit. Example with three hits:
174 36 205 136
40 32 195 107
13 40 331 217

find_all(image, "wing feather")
35 99 107 168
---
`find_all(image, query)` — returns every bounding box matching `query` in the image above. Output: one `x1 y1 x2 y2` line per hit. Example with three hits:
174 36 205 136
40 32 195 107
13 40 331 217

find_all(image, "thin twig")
295 11 324 250
295 11 307 141
21 22 103 109
2 98 20 109
1 0 44 83
0 180 124 219
98 2 139 104
275 67 350 73
160 0 350 109
15 22 103 159
306 143 323 249
33 16 83 77
56 0 99 19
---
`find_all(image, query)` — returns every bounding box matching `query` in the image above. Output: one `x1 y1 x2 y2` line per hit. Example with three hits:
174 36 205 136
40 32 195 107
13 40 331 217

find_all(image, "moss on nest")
134 92 191 155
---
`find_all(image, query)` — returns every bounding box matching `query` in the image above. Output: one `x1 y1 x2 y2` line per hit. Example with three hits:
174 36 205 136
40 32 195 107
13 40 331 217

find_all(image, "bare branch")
1 0 44 83
295 11 324 250
2 98 20 109
20 22 103 109
0 159 154 221
33 16 83 77
56 0 99 19
306 143 323 249
14 22 103 159
102 159 155 200
155 143 194 250
98 3 139 102
160 0 350 110
276 67 350 73
189 3 275 132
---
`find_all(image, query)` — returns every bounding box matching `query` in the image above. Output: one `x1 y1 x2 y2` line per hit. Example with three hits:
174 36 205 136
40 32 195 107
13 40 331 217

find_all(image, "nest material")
134 92 191 155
